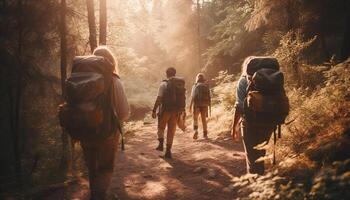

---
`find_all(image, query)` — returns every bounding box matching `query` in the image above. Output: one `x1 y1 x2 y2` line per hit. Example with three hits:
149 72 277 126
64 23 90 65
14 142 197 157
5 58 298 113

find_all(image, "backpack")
193 82 210 107
58 55 120 140
162 77 186 112
244 68 289 125
243 57 290 164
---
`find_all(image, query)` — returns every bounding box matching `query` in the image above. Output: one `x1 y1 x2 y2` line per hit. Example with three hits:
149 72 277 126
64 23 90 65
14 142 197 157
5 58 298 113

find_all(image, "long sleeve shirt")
235 76 249 111
112 76 130 122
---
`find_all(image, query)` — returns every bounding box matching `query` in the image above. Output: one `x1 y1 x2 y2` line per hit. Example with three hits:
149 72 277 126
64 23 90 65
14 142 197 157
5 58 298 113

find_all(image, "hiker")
152 67 186 159
59 46 129 199
232 56 289 175
189 73 211 139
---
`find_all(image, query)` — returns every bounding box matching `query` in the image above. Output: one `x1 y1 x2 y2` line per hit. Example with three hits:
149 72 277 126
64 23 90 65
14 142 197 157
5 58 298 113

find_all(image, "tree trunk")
340 12 350 61
59 0 70 173
197 0 201 70
99 0 107 45
86 0 97 52
11 0 23 189
60 0 67 97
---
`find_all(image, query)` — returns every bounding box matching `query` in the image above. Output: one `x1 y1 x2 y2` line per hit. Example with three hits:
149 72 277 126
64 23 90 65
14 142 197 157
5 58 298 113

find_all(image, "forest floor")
45 121 246 200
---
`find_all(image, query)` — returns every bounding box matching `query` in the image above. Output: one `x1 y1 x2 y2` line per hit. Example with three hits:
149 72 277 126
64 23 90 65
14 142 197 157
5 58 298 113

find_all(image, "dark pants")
81 135 119 200
241 122 274 175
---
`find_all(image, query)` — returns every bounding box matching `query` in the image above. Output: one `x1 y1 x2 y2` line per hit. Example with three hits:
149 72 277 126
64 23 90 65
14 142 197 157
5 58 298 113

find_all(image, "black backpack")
193 83 210 107
162 77 186 112
243 57 290 164
244 68 289 125
58 55 121 140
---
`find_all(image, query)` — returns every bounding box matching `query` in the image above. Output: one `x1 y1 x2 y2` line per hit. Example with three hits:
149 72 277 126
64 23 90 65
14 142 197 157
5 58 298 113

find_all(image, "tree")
197 0 202 70
11 0 24 189
99 0 107 45
59 0 70 173
60 0 67 98
86 0 97 52
340 6 350 61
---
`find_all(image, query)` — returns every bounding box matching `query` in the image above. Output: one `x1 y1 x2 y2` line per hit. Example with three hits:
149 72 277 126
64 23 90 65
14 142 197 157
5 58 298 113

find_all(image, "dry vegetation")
206 56 350 199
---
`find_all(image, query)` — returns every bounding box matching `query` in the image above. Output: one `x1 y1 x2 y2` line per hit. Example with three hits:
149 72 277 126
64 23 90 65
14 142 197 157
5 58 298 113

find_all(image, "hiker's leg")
193 107 200 131
166 112 178 148
95 136 118 199
165 112 177 158
193 107 200 139
241 123 253 173
157 112 170 151
157 112 169 139
241 123 262 174
200 107 208 137
242 123 274 175
81 141 98 199
254 127 274 174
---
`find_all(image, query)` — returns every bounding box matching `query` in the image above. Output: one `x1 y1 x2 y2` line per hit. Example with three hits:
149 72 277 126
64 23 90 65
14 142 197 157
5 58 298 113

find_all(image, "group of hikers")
151 67 211 159
59 45 289 199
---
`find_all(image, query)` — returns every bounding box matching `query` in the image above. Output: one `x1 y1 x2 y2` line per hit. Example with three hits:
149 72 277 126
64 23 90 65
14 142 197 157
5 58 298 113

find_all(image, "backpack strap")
113 73 120 79
273 124 282 165
278 124 281 139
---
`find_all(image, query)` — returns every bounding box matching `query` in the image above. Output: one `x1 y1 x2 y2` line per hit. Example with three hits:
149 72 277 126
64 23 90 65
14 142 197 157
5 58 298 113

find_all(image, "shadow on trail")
110 123 246 200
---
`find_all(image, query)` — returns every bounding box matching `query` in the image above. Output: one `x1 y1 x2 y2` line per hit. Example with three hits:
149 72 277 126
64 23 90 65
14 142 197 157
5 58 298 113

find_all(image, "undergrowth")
210 58 350 199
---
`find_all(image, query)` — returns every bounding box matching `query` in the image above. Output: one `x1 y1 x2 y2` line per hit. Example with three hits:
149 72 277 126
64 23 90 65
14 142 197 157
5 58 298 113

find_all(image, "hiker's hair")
93 46 119 75
241 56 252 77
166 67 176 78
195 73 205 83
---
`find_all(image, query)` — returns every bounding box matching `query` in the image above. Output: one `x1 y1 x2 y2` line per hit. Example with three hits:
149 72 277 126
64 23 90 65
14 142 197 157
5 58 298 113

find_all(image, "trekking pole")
278 125 281 139
273 128 276 165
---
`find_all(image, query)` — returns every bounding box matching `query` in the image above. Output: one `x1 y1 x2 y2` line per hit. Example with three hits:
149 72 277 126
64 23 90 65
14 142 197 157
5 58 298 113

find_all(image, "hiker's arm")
152 96 161 118
114 78 130 122
231 107 243 142
152 82 166 119
232 107 242 132
231 77 247 141
189 98 193 113
208 87 211 117
189 85 195 113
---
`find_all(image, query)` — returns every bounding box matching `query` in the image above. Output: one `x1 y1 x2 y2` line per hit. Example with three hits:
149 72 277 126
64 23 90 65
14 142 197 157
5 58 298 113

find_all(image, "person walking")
152 67 186 159
189 73 211 139
232 56 289 175
59 46 129 199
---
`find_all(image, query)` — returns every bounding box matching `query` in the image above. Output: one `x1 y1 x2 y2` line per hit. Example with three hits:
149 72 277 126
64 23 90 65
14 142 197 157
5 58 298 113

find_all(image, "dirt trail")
110 122 246 200
45 122 246 200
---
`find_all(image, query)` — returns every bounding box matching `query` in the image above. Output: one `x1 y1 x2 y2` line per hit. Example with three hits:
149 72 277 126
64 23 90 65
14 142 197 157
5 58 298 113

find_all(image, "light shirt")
190 83 206 100
235 76 249 110
112 77 130 122
157 81 167 98
191 84 196 99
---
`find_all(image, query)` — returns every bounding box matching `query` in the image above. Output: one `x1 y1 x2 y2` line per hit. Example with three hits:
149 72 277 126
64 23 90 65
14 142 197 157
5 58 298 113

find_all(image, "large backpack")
243 57 289 164
162 77 186 112
58 55 120 140
193 82 210 107
244 68 289 125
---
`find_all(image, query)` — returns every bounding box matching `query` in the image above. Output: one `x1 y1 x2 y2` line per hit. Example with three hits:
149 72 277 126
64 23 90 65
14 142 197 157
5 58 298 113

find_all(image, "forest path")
110 122 246 200
46 121 246 200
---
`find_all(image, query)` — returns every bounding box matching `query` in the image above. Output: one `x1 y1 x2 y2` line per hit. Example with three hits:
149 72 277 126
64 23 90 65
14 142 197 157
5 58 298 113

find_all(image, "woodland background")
0 0 350 199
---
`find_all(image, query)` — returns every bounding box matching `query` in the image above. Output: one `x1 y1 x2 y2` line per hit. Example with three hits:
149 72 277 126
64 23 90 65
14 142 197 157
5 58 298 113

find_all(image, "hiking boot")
203 131 208 139
164 147 172 159
156 138 164 151
193 131 198 140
